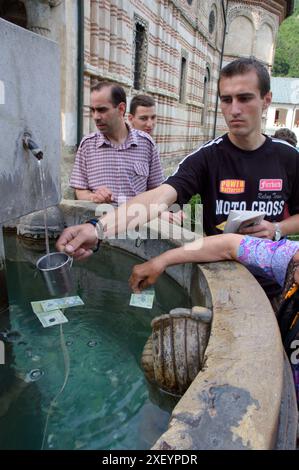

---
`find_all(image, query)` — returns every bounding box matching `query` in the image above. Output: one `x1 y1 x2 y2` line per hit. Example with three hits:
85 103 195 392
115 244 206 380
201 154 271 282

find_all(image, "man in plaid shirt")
70 82 164 206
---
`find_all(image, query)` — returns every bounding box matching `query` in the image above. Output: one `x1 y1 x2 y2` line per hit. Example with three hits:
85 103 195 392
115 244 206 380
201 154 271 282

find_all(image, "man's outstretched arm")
56 184 178 258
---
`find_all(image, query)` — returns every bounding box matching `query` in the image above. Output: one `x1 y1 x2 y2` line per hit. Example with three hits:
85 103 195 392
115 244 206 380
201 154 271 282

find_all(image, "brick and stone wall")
0 0 291 193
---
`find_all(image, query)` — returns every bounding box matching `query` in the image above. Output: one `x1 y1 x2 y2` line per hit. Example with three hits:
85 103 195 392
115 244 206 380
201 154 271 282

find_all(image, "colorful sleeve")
237 236 299 286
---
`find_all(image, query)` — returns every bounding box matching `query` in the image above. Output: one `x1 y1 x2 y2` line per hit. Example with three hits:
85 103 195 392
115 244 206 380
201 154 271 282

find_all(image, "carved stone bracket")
23 0 51 36
23 0 63 36
48 0 63 7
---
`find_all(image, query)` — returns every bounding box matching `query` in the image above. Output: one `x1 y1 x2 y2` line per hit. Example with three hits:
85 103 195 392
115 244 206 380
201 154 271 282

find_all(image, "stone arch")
255 22 274 64
225 15 254 57
256 10 278 37
0 0 27 29
227 6 258 30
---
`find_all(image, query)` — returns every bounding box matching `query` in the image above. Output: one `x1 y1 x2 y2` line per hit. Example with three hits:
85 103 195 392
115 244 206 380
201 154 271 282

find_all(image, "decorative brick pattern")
80 0 290 173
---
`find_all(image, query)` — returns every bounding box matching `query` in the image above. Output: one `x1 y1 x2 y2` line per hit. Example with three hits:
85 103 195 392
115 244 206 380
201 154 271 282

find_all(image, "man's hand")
160 210 185 225
129 257 166 292
92 186 114 203
238 219 275 239
56 223 98 260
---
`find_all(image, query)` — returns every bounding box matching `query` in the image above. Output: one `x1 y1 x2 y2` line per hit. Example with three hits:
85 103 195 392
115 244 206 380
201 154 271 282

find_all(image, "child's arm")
129 233 244 292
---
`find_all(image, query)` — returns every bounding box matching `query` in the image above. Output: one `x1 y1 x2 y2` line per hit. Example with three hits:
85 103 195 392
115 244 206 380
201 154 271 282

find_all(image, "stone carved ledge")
29 26 50 36
27 0 63 5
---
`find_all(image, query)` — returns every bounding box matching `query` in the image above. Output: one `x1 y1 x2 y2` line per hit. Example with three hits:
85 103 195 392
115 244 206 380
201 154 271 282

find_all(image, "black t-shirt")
166 134 299 299
166 133 299 236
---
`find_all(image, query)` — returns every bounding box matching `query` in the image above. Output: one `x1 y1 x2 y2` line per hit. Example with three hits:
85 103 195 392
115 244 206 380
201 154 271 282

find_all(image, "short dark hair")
218 57 270 98
273 128 297 147
129 94 155 115
91 81 127 108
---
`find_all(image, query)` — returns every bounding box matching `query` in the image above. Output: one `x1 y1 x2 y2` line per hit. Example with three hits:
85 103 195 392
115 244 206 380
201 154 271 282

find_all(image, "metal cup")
36 252 73 297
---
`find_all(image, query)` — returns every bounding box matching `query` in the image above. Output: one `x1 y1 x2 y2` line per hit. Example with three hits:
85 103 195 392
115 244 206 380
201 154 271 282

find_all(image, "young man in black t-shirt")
166 132 299 238
57 58 299 300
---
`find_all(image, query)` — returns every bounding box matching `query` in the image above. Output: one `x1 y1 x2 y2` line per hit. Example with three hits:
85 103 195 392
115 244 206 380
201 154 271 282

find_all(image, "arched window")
179 56 187 103
133 15 148 91
209 10 216 35
201 67 210 125
0 0 27 29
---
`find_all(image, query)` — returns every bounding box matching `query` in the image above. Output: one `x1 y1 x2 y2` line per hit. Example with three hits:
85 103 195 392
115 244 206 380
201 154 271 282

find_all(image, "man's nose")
93 110 101 120
231 99 241 115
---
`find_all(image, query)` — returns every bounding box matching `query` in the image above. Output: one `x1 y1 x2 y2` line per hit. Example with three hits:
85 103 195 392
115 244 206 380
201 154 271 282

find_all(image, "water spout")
22 132 50 261
23 133 43 160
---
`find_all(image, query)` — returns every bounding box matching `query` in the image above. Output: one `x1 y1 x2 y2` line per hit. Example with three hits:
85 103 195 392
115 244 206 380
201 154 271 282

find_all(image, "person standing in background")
128 94 157 136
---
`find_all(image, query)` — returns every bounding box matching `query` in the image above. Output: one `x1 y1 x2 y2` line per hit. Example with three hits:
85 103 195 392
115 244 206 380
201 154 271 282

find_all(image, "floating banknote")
31 301 45 315
39 296 84 312
36 310 68 328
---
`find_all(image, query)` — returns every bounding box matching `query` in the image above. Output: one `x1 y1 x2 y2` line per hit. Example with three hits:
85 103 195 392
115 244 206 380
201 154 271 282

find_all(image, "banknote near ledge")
129 288 155 309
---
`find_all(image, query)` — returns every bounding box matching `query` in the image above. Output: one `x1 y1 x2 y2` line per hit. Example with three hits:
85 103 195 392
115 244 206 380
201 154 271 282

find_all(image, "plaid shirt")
70 127 164 204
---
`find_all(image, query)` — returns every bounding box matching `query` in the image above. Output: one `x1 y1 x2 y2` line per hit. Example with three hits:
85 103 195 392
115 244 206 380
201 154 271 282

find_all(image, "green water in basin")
0 235 190 450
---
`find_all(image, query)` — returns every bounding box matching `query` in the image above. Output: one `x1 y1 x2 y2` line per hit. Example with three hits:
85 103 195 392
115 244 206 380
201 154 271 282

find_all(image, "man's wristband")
85 218 104 252
273 222 282 242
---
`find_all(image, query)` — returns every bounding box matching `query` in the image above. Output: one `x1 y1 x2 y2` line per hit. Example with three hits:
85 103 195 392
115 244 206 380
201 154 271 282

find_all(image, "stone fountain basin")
18 199 299 449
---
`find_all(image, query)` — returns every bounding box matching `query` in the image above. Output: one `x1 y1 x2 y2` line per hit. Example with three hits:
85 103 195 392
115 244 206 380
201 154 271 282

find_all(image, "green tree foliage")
273 3 299 77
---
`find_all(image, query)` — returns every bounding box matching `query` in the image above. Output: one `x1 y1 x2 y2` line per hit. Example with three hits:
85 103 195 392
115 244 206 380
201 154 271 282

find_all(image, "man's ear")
262 91 272 111
118 102 127 116
127 113 133 123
